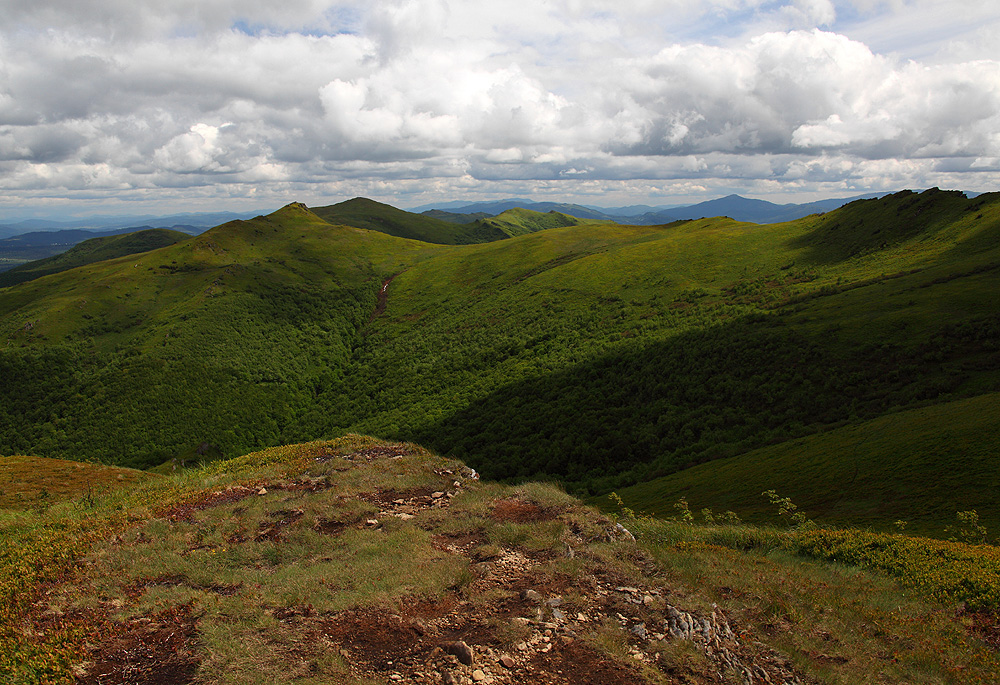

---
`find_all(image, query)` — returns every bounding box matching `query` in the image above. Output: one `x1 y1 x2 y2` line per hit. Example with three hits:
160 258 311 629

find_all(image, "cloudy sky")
2 0 1000 218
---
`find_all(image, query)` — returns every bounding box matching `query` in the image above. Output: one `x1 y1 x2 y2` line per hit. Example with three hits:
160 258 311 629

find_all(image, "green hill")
463 207 601 241
1 190 999 536
0 202 442 468
419 209 492 224
606 393 1000 535
311 197 486 245
0 228 190 287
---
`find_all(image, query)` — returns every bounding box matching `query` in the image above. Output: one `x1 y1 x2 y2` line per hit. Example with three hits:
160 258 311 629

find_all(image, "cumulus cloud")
1 0 999 213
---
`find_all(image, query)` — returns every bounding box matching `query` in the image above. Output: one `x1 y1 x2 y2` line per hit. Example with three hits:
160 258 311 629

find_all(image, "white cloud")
1 1 999 214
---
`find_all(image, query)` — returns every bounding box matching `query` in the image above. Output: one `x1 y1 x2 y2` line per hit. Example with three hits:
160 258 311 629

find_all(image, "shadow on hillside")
411 310 998 494
787 188 975 265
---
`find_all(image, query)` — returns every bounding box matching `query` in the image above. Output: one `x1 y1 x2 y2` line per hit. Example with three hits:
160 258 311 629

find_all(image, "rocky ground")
21 440 815 684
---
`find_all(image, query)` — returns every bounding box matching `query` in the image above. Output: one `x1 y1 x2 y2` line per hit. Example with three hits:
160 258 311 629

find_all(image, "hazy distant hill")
0 210 268 239
413 193 890 225
0 228 190 287
0 225 200 272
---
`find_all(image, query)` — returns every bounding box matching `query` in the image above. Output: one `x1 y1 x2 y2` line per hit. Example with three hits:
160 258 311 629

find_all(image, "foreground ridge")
4 437 999 684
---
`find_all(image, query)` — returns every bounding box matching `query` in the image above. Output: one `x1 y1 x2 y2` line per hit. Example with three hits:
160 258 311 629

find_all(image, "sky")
2 0 1000 218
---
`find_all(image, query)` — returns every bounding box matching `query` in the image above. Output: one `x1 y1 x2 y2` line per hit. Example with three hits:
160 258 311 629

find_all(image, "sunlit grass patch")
0 455 155 510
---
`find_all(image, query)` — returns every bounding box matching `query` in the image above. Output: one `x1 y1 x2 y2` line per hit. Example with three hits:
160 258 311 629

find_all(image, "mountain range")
4 187 1000 683
412 192 890 225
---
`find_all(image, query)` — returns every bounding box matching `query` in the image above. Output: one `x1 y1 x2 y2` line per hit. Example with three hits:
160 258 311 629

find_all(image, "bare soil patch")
491 498 556 523
159 486 258 522
75 603 200 685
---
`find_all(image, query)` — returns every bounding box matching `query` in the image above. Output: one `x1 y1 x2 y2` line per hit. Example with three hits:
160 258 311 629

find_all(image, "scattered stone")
576 612 587 622
520 589 542 603
499 655 515 669
257 487 267 496
446 641 475 666
642 594 654 607
471 669 487 682
545 596 562 607
365 519 379 527
630 623 647 639
442 672 457 685
432 491 445 499
551 608 565 622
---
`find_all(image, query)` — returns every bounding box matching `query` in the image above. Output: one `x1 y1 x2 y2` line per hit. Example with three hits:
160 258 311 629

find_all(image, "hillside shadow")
788 188 973 265
410 309 997 493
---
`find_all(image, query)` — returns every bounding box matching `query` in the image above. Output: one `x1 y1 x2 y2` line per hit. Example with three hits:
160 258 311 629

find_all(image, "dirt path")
370 272 402 321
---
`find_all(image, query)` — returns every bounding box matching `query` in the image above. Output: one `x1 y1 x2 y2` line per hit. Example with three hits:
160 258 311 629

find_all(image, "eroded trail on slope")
371 272 403 321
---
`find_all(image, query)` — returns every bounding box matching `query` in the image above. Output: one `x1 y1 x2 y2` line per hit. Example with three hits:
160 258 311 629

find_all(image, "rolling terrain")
0 229 191 287
0 189 998 536
4 440 1000 684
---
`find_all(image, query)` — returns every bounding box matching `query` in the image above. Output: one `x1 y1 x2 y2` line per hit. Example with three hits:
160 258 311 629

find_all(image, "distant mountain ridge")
413 193 891 225
0 228 191 287
0 210 270 240
0 225 201 272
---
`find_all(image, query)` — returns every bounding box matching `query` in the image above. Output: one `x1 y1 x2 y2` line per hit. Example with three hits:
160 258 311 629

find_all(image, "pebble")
520 589 542 603
499 655 515 669
471 669 487 682
257 487 267 495
432 491 445 499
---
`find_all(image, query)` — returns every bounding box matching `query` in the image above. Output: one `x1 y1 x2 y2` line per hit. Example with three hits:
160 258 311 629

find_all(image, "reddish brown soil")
76 604 200 685
158 486 259 522
966 609 1000 651
491 498 558 523
370 272 401 321
255 508 305 541
523 640 648 685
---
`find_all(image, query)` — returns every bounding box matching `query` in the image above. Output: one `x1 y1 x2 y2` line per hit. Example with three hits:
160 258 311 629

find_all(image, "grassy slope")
1 190 999 534
311 197 486 245
609 393 1000 535
4 442 998 684
0 229 190 288
0 455 156 509
462 207 600 241
0 203 442 467
336 190 1000 497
